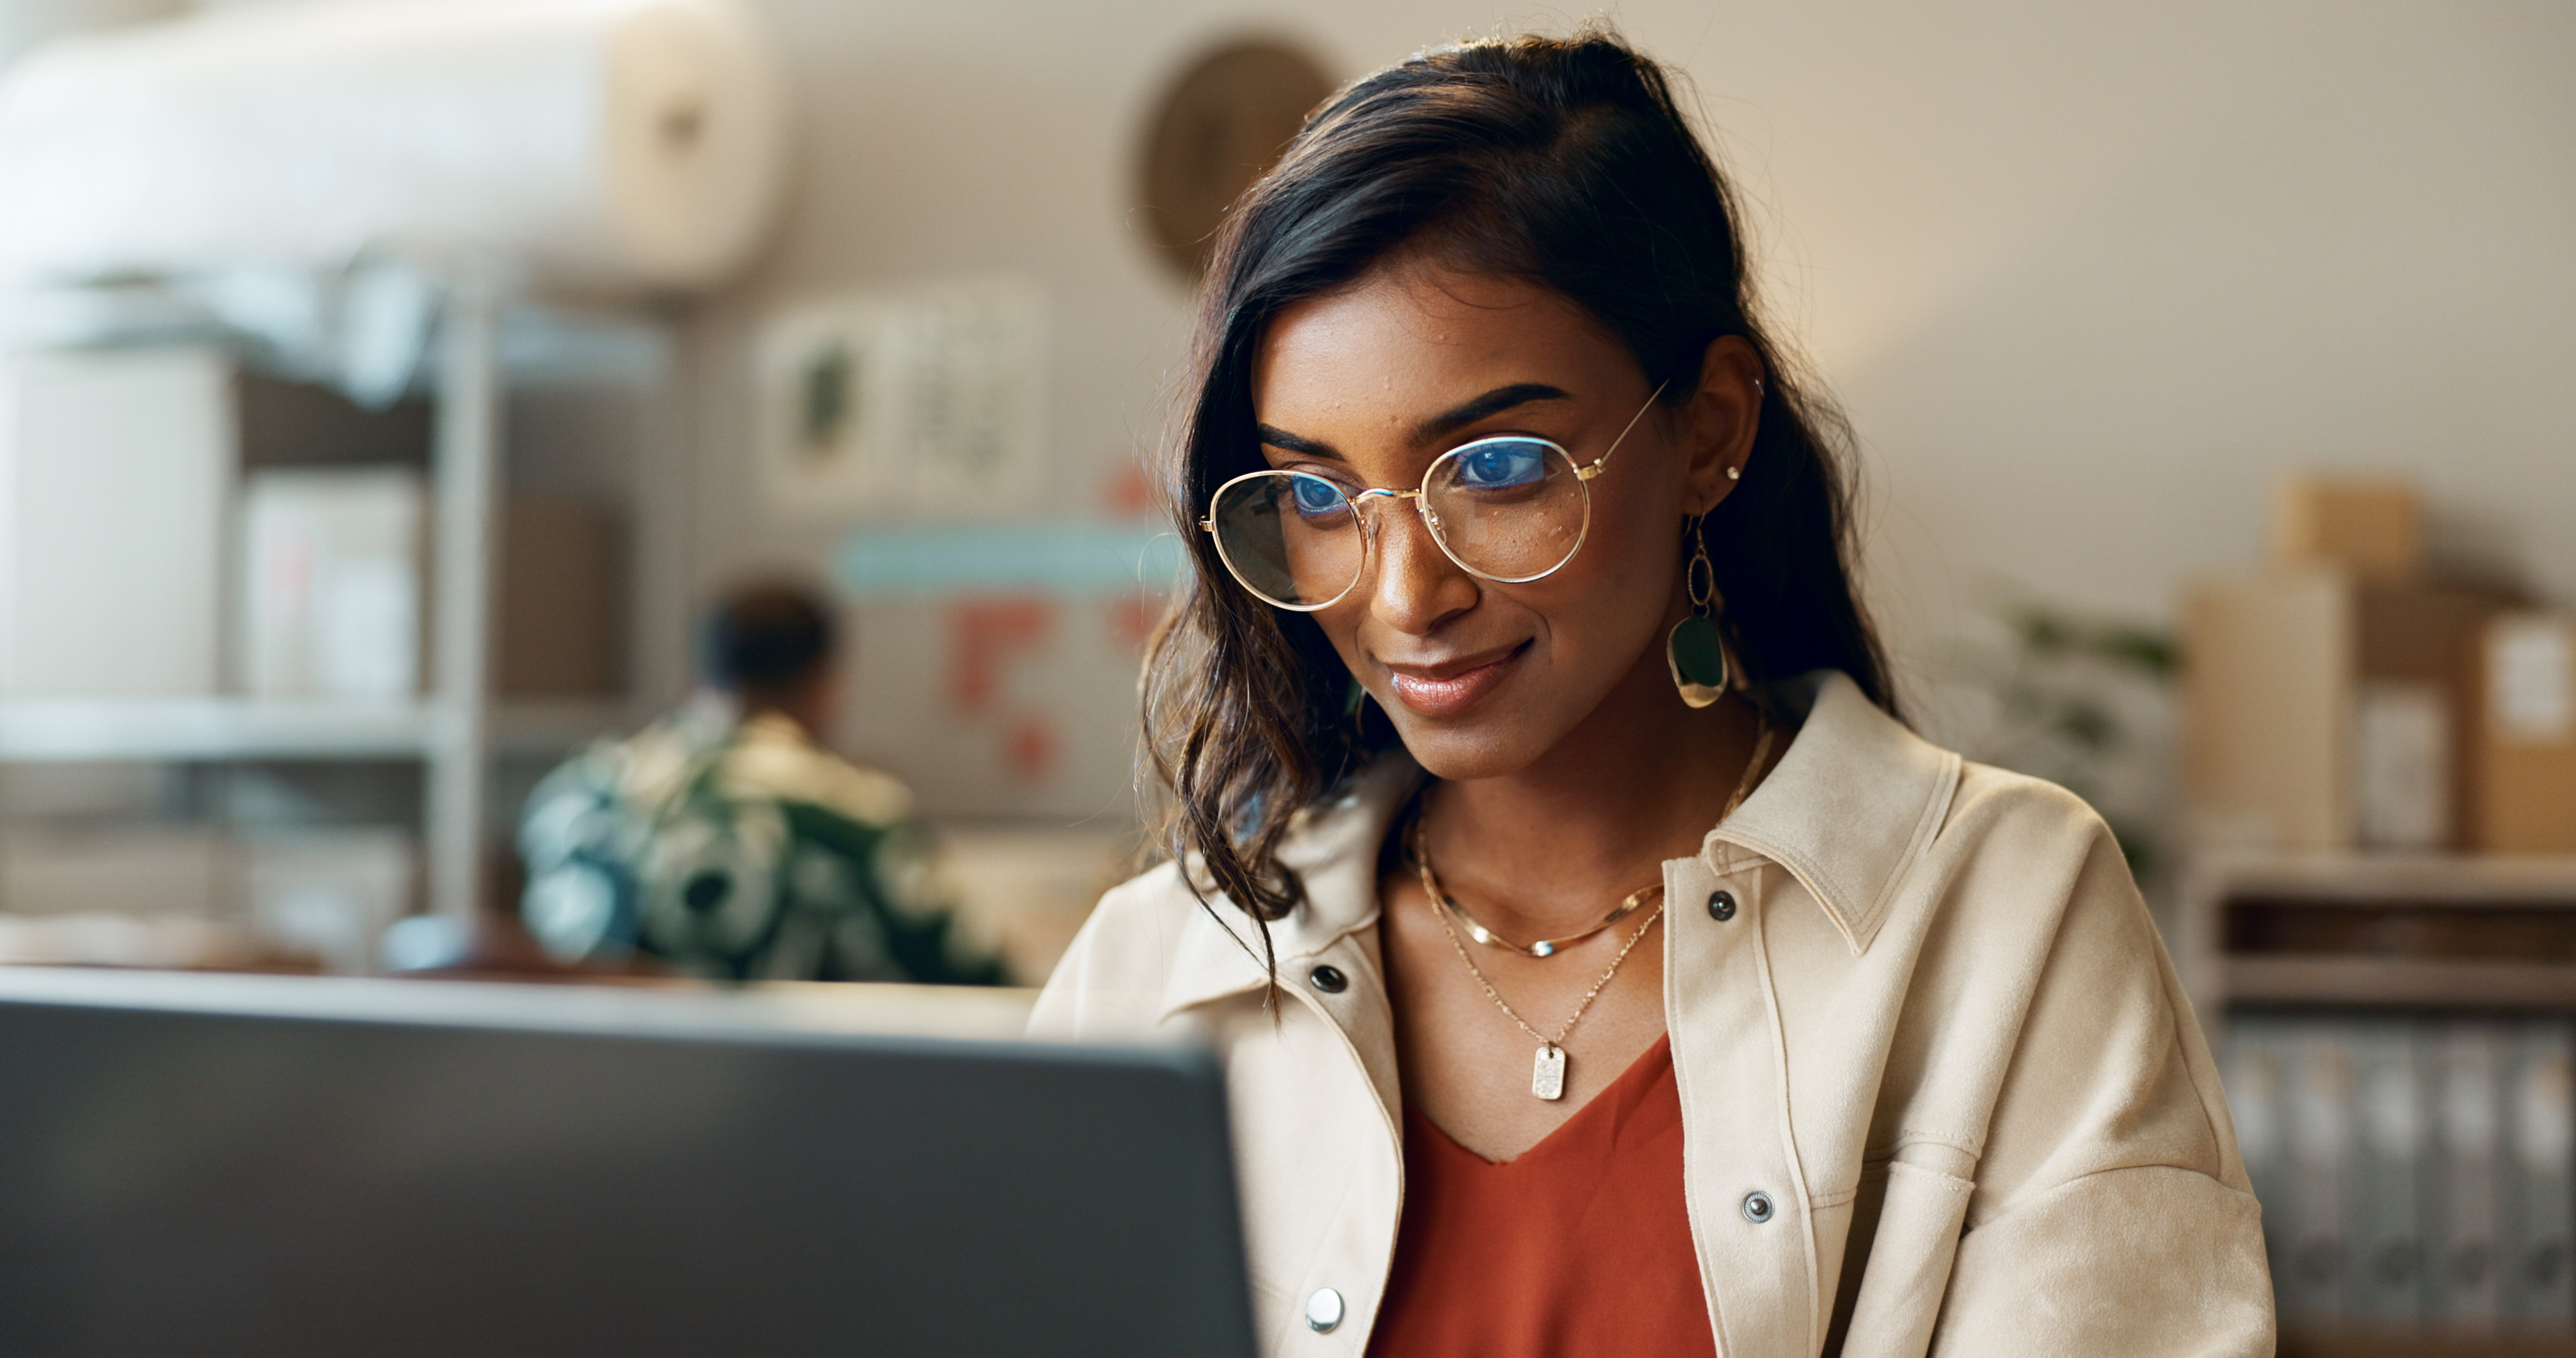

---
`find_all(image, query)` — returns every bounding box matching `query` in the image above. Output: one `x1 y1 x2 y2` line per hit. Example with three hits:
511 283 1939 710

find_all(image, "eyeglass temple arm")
1574 380 1672 482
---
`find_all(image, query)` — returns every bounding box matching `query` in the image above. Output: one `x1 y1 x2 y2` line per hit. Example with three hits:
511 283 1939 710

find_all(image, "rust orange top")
1366 1035 1715 1357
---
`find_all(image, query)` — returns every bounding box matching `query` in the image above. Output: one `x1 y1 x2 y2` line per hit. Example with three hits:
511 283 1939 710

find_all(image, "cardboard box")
2185 571 2348 851
2184 570 2514 852
235 372 431 470
2475 613 2576 853
240 475 628 701
0 347 233 697
0 822 232 917
238 466 427 698
2275 475 2422 582
497 494 625 698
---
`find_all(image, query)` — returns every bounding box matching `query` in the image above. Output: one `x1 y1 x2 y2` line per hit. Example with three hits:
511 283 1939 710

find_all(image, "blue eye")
1288 475 1348 517
1453 441 1550 490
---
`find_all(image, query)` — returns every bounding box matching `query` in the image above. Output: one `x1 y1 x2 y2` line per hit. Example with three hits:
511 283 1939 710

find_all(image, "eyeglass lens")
1208 437 1590 609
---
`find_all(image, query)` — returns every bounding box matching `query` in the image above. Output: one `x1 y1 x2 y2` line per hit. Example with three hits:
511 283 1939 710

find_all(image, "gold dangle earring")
1667 514 1730 708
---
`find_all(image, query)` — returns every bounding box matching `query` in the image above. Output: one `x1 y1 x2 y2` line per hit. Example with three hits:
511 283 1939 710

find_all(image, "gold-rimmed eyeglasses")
1199 384 1668 611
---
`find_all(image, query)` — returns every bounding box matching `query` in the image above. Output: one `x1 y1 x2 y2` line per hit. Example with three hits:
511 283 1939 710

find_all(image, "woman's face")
1250 262 1752 781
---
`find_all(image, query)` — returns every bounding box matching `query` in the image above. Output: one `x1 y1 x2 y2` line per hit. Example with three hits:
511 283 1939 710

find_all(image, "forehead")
1252 264 1628 434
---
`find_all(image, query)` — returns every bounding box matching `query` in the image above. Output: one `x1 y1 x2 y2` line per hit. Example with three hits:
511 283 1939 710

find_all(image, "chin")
1380 704 1562 783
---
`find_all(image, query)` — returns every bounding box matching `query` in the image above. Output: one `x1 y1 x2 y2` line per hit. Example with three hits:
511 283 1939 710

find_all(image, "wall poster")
752 277 1047 521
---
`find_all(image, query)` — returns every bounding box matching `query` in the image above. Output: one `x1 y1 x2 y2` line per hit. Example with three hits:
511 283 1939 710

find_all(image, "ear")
1677 335 1764 516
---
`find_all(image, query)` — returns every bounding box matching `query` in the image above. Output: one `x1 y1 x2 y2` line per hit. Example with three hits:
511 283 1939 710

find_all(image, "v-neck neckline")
1406 1033 1675 1167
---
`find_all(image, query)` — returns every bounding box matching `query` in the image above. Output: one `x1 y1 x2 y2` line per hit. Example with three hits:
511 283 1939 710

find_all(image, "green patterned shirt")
517 698 1002 985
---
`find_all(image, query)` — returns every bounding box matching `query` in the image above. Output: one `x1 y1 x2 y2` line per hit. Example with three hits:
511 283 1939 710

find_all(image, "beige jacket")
1030 672 2276 1356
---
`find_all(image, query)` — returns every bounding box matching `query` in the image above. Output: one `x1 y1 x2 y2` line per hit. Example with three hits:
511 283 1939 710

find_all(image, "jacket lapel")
1710 672 1963 955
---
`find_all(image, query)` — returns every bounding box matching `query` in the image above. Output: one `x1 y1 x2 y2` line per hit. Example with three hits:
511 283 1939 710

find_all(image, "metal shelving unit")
2182 853 2576 1019
0 698 631 766
2184 853 2576 1358
422 282 501 922
0 282 642 922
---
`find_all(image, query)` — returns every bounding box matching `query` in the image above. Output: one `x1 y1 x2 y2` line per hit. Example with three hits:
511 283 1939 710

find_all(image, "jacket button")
1306 1286 1345 1332
1707 890 1737 922
1741 1190 1775 1223
1308 965 1348 994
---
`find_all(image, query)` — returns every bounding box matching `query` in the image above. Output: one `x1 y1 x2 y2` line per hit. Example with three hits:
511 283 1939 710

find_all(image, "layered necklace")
1413 719 1775 1101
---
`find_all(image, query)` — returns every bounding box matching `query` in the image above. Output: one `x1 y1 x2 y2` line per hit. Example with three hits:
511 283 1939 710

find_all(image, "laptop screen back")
0 969 1254 1358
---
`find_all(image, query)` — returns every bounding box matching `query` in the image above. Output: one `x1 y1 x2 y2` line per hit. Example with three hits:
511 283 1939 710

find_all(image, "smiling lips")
1382 643 1528 717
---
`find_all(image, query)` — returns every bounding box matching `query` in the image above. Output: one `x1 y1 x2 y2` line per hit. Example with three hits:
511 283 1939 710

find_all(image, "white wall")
1702 0 2576 724
670 0 2573 811
0 0 2562 810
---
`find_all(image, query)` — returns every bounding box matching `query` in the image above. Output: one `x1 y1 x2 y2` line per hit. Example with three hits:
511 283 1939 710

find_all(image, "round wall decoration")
1136 40 1334 279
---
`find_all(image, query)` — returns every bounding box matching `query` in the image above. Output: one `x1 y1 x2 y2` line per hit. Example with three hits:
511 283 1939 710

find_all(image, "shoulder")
719 718 918 827
1080 859 1211 947
1029 753 1422 1040
1911 758 2140 934
1026 860 1224 1039
1935 759 2121 862
1050 858 1235 983
1896 759 2157 1020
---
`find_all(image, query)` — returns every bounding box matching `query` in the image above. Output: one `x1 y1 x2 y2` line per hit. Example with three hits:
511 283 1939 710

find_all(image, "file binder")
2429 1022 2506 1329
2284 1019 2353 1325
2346 1020 2427 1321
2506 1020 2575 1326
2221 1015 2289 1283
2219 1013 2576 1339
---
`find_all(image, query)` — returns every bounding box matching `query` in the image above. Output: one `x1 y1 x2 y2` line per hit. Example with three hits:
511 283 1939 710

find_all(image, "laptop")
0 967 1254 1358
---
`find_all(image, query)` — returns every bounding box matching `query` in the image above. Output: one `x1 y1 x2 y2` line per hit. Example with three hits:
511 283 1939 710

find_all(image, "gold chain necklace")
1418 824 1658 1101
1414 717 1775 1101
1436 877 1660 959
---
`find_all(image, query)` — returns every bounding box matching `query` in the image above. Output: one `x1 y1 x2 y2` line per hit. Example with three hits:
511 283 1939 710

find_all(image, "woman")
1032 30 2272 1357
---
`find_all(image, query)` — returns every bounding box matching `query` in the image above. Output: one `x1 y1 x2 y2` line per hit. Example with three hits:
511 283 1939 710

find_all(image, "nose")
1365 494 1479 635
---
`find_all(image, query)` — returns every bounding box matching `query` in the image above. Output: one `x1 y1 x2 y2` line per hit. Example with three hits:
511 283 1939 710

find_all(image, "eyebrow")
1255 382 1575 461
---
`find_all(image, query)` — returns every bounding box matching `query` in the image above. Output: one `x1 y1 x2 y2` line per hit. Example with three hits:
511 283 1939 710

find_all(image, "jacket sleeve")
1925 819 2275 1357
1025 868 1187 1040
1935 1165 2271 1353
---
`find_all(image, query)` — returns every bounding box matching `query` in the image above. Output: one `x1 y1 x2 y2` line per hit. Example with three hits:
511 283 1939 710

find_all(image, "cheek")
1309 601 1373 679
1535 490 1680 651
1533 542 1670 675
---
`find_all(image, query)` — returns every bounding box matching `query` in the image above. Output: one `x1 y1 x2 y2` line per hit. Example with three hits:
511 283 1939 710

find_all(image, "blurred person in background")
517 581 1003 985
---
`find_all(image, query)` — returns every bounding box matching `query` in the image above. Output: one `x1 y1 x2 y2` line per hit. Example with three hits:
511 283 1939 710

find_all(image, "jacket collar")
1157 754 1424 1020
1706 670 1963 955
1155 669 1960 1017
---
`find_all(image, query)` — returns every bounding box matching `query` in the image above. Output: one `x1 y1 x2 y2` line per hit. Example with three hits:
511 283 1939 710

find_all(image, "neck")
731 678 831 741
1418 638 1765 942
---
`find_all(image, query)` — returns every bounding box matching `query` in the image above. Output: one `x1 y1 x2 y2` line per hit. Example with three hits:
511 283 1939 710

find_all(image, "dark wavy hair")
1141 29 1896 953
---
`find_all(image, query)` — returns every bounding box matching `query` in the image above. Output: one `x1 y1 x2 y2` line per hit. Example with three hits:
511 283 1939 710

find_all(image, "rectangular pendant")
1531 1044 1567 1101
